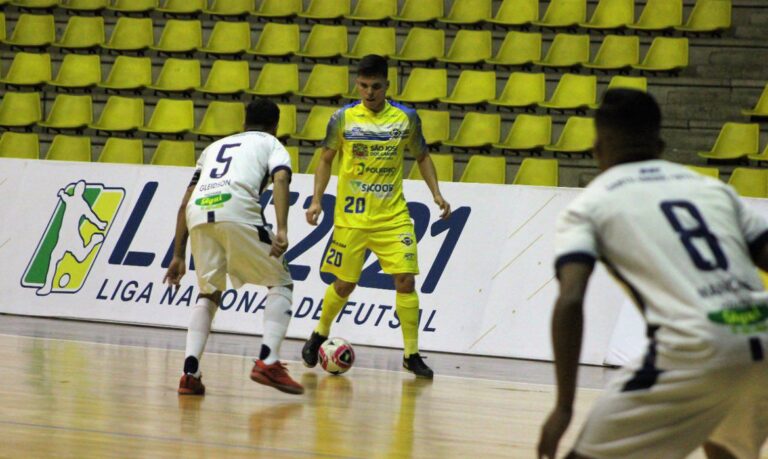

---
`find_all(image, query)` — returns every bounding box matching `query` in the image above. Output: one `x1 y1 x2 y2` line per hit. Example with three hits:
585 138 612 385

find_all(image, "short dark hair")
596 89 661 139
357 54 388 79
246 98 280 129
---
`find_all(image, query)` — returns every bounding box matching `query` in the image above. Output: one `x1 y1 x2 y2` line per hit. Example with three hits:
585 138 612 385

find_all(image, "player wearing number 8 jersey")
301 55 451 378
538 90 768 459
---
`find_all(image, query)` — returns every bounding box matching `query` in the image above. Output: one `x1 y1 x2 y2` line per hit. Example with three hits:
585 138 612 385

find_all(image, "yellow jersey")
323 100 426 229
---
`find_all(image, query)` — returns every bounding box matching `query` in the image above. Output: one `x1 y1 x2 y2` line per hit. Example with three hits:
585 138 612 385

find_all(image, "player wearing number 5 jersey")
164 99 303 396
301 55 451 378
539 90 768 459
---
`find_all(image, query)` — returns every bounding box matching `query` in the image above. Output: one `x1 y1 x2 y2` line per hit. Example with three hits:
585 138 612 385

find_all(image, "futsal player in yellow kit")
301 55 451 378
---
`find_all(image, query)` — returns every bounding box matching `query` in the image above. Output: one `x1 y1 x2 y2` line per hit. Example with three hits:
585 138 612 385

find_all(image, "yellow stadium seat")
0 52 50 87
539 74 597 111
513 158 559 186
298 0 350 20
749 144 768 163
486 31 542 66
697 123 759 161
276 104 297 139
291 106 338 144
45 135 91 162
284 146 300 172
139 99 194 136
102 17 153 52
583 35 639 71
391 0 443 24
39 94 92 131
204 0 254 16
439 0 492 25
305 147 340 175
89 96 143 133
486 0 538 27
534 33 590 69
686 165 720 179
248 23 300 58
494 114 552 152
728 168 768 198
628 0 682 31
151 20 202 54
416 109 450 147
296 64 348 100
391 28 444 64
0 132 38 159
677 0 731 33
197 60 250 96
408 153 454 182
346 0 397 22
439 70 496 106
580 0 634 30
156 0 204 15
11 0 56 9
5 14 54 47
60 0 108 12
633 37 689 73
151 141 196 167
99 56 152 91
0 13 5 42
246 63 299 97
532 0 586 28
53 16 104 50
108 0 157 14
544 117 595 155
344 67 398 99
198 21 250 55
460 155 506 184
489 72 546 109
438 30 492 65
98 138 144 164
191 101 245 137
742 84 768 118
295 25 348 60
146 58 200 94
606 75 647 92
393 68 447 104
443 113 500 150
344 27 396 59
0 92 41 128
48 54 101 90
251 0 302 18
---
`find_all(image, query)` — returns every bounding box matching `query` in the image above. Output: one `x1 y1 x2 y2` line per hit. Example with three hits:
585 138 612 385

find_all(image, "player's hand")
270 229 289 258
163 256 186 289
537 407 573 459
434 194 451 220
306 200 322 226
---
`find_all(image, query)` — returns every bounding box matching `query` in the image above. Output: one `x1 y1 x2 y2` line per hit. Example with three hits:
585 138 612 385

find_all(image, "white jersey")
556 160 768 369
186 131 292 229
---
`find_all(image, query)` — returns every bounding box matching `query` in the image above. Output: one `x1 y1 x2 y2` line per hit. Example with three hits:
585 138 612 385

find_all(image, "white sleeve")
267 139 292 177
554 196 599 273
725 186 768 253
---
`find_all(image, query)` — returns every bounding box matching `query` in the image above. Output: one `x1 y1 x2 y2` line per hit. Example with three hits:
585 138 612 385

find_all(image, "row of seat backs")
0 16 691 72
682 165 768 199
2 0 732 32
697 123 768 162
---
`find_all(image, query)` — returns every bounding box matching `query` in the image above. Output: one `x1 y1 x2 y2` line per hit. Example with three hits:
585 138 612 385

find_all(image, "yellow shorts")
320 223 419 283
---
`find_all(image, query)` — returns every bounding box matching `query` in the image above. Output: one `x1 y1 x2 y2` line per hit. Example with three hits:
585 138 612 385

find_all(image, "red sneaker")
250 360 304 395
178 374 205 395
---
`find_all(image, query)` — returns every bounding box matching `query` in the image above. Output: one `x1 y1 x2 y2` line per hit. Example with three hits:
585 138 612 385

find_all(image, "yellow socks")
396 291 420 357
315 284 348 336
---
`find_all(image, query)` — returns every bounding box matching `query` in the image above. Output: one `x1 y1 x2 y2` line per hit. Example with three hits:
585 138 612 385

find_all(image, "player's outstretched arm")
416 153 451 220
163 185 194 288
270 169 290 258
538 262 594 459
306 147 336 226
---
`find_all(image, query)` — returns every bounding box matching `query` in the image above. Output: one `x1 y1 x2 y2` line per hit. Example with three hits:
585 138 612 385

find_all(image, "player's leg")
702 443 737 459
302 227 366 367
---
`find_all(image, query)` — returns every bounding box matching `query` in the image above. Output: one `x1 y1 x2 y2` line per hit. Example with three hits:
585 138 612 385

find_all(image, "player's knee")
334 280 356 297
394 275 415 293
268 285 293 302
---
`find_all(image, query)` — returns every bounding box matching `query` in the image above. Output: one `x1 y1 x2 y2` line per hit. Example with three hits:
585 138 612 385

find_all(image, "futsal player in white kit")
538 89 768 459
164 98 303 395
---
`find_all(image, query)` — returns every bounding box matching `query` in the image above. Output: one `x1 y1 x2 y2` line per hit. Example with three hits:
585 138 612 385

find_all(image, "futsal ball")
319 337 355 375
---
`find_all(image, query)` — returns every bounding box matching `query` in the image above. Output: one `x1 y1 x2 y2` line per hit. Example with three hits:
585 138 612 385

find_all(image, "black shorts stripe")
207 211 215 223
622 325 663 392
256 226 272 245
750 337 764 362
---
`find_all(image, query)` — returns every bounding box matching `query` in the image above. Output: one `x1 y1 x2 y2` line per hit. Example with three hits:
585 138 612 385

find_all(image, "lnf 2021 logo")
21 180 125 296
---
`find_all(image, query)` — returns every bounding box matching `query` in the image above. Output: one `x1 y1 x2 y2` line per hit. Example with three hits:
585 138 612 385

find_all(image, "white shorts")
189 222 292 293
573 360 768 459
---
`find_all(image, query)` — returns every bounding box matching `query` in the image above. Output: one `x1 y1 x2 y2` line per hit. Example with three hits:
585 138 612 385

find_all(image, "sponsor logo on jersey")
352 143 368 158
369 144 398 159
195 193 232 209
355 162 397 177
399 233 414 246
349 180 395 198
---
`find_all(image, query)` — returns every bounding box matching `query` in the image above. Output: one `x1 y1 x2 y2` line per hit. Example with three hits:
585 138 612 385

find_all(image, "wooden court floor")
0 316 724 458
